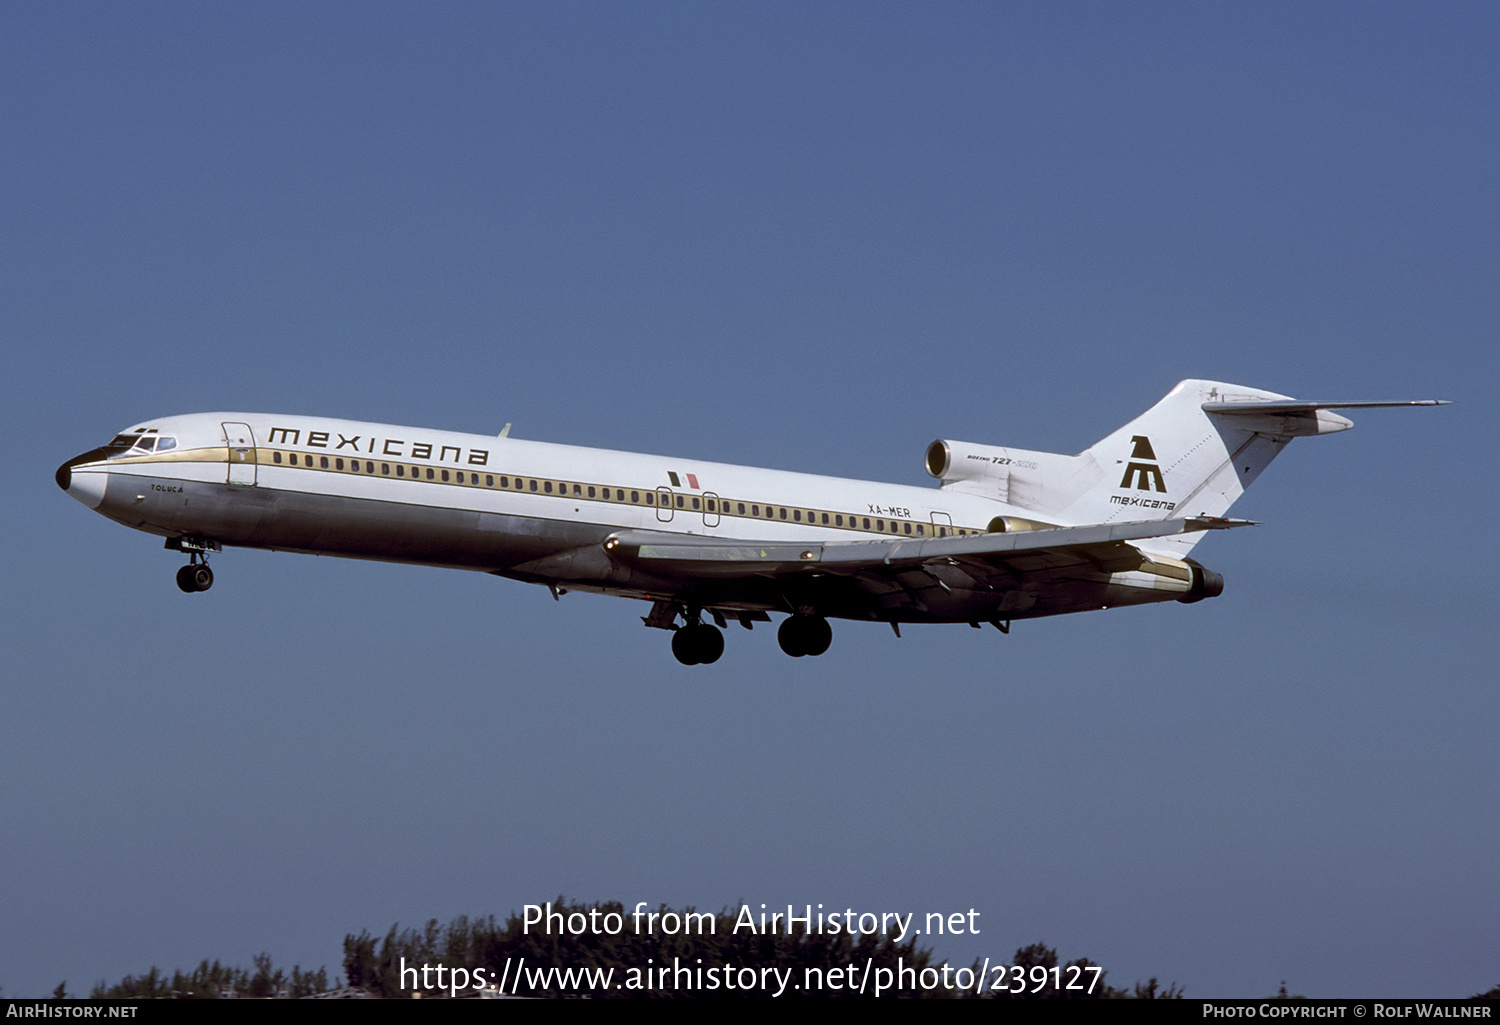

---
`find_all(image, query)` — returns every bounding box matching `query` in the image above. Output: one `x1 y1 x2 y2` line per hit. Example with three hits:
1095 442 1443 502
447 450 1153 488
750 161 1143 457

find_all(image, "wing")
599 517 1250 623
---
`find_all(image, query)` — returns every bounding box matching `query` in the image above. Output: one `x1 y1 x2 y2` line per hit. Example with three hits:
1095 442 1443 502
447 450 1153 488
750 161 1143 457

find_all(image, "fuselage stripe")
103 446 982 540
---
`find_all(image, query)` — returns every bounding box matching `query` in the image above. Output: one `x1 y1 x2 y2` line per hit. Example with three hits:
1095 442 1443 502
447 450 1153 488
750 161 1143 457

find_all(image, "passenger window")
692 497 700 511
529 480 537 492
751 505 760 516
903 522 912 534
737 503 746 515
793 510 802 522
425 468 434 480
646 493 654 505
863 518 871 529
675 495 684 508
273 452 283 464
320 456 329 469
821 513 829 525
631 490 639 503
443 470 451 482
382 463 390 475
544 481 552 493
396 465 405 477
486 475 494 487
779 508 787 520
835 514 843 526
916 524 924 536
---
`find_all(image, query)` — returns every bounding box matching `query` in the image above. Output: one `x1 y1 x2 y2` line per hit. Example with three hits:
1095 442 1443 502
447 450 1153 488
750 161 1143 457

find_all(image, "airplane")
56 379 1446 665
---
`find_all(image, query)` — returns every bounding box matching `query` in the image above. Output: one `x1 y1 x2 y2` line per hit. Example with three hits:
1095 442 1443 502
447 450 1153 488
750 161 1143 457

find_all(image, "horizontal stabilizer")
1203 399 1450 413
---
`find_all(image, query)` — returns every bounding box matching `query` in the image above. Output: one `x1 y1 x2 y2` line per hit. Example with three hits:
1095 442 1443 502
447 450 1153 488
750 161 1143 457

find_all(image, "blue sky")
2 1 1493 998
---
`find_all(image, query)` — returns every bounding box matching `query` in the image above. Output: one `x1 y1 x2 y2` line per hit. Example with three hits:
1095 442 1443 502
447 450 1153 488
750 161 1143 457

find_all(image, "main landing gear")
167 536 219 593
671 622 725 666
644 600 832 664
777 614 832 658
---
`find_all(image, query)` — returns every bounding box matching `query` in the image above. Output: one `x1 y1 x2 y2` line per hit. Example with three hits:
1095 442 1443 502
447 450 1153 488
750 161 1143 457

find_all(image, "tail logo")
1119 435 1167 492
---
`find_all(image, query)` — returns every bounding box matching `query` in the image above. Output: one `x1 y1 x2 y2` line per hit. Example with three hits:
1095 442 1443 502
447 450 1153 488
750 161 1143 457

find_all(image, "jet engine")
1178 559 1224 603
924 439 1015 485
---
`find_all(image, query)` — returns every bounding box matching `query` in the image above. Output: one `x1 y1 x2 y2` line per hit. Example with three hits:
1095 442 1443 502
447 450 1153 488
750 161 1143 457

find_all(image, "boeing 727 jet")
56 380 1445 664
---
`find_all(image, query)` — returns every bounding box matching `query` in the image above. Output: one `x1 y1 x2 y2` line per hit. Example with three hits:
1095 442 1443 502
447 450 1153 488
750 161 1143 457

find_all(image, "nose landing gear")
166 536 220 593
176 561 214 593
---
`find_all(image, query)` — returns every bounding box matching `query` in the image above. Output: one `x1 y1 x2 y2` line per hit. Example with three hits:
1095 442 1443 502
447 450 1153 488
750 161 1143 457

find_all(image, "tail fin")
965 380 1447 556
1059 380 1301 552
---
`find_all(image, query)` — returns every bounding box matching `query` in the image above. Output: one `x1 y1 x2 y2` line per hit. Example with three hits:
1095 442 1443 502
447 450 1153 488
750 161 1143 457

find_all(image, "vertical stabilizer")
1062 380 1296 537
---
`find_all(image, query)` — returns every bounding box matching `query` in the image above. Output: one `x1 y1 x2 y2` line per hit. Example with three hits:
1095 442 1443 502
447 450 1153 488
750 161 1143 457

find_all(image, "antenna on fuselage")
498 423 512 439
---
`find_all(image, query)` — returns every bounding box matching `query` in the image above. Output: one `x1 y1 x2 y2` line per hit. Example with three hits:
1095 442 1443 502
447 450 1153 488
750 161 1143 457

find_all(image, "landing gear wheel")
176 563 214 593
671 623 724 666
802 616 831 657
672 627 701 665
190 564 214 592
778 615 832 658
694 624 724 665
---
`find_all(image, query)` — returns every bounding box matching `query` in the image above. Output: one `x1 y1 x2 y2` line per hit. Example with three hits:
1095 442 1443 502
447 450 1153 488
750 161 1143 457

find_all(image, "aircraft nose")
57 449 110 509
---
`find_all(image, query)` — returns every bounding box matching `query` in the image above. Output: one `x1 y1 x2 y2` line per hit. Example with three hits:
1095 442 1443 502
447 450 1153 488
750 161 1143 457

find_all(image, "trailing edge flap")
604 517 1253 578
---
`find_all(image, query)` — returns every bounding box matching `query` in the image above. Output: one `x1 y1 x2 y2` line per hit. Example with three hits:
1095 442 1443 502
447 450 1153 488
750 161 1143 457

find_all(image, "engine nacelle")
985 515 1058 533
924 439 1015 484
924 438 1083 512
1177 558 1225 603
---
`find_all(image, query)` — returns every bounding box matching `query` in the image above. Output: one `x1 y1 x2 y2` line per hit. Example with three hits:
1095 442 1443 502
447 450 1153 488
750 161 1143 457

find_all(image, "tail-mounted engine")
925 439 1015 485
1178 558 1224 603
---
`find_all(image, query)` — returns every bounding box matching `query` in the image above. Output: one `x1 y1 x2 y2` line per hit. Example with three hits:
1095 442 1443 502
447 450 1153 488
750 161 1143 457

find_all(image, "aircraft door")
656 487 674 522
702 491 721 528
223 422 257 486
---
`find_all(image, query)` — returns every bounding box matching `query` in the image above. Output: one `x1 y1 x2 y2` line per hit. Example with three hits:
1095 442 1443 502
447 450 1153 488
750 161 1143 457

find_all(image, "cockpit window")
104 433 176 457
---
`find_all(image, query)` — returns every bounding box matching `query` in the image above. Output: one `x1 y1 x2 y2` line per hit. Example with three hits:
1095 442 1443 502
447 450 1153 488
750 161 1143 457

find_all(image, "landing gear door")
223 422 257 486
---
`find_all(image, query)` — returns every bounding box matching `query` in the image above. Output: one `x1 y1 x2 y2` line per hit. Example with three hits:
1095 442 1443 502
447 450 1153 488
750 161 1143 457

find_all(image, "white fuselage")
59 412 1030 610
